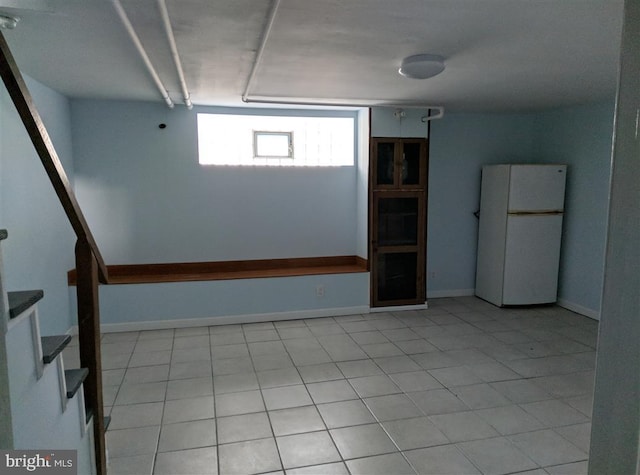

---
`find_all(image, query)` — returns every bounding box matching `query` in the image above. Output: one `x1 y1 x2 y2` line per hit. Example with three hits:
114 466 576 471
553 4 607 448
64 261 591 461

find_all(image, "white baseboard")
88 305 371 334
426 289 475 299
557 299 600 320
72 296 599 334
371 303 428 312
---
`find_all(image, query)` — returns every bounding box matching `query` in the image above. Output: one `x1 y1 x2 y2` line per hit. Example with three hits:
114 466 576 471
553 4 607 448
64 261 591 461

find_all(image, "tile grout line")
243 323 289 474
151 328 174 475
207 325 221 475
102 299 595 474
272 319 351 474
335 311 424 474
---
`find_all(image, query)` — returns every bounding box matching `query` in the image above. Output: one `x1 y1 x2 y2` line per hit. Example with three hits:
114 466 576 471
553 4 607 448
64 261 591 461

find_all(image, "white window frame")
253 131 294 159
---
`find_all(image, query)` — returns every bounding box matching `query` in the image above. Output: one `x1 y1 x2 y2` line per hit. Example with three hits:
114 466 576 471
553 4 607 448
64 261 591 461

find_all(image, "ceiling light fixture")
0 14 19 29
399 54 445 79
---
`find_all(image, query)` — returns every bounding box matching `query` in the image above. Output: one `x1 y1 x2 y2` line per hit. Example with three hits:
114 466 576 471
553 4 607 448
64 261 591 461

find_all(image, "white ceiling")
0 0 624 112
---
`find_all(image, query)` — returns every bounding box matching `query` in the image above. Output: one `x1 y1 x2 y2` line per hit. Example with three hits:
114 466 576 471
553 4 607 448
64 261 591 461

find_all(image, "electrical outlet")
429 271 437 279
316 285 325 297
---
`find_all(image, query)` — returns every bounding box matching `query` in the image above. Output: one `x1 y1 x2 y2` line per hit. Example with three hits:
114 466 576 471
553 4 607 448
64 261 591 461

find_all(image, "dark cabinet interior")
370 138 428 307
377 197 419 246
376 252 419 302
375 142 396 186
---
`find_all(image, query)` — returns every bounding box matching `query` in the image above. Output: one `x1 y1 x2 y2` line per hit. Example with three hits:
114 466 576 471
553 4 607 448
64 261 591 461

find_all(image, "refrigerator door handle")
507 210 564 216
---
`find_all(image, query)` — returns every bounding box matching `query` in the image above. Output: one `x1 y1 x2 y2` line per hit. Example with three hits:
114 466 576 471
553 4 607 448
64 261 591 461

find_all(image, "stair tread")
85 407 110 431
0 229 7 240
8 290 44 319
64 368 88 399
41 335 72 364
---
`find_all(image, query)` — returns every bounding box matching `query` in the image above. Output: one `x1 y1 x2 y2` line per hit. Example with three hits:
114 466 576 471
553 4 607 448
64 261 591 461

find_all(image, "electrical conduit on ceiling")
241 0 445 122
157 0 192 109
111 0 174 108
242 0 281 104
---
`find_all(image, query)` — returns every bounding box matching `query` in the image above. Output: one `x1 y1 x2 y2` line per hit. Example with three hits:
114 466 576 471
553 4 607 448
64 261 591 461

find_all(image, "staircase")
0 230 96 474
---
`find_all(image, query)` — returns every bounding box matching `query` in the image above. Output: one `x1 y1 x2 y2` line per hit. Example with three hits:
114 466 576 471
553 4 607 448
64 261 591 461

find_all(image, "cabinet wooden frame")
369 137 429 308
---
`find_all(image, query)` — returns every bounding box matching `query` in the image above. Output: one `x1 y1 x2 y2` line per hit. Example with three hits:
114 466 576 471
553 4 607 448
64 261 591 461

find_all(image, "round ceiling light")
399 54 445 79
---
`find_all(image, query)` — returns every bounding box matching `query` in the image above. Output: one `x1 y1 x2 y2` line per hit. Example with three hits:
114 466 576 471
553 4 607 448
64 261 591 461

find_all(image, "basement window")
197 112 355 166
253 131 293 159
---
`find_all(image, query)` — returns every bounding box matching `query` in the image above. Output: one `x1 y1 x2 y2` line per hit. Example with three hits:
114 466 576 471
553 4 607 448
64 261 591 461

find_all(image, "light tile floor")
65 296 597 475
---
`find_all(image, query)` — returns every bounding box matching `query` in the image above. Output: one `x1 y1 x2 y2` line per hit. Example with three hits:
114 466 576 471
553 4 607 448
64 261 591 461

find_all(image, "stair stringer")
0 231 95 473
0 231 13 448
4 307 95 474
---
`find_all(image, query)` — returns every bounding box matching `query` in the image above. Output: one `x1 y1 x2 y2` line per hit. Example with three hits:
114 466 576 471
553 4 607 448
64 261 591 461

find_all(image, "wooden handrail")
0 32 108 283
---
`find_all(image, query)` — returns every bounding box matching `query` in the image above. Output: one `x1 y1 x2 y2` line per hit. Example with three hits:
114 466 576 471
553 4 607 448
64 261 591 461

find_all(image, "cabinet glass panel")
377 197 419 246
376 142 396 185
401 142 422 185
376 253 418 301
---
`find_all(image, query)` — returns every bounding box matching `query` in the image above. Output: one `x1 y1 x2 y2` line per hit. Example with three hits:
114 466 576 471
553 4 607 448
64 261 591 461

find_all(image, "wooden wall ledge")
68 256 368 286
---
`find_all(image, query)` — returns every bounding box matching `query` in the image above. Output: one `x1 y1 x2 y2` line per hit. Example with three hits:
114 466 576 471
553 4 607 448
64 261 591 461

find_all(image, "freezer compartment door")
503 214 563 305
508 165 567 212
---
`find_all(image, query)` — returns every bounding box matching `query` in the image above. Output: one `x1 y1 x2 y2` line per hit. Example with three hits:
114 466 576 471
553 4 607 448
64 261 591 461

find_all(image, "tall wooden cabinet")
370 138 428 307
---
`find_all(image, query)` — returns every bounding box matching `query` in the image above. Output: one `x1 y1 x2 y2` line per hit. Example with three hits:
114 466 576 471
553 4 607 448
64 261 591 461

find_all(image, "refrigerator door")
475 165 511 306
502 213 563 305
508 165 567 212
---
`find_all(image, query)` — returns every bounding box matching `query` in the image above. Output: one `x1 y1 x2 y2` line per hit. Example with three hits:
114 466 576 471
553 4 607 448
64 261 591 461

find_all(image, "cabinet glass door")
401 142 423 186
376 252 419 301
374 141 396 186
377 197 419 246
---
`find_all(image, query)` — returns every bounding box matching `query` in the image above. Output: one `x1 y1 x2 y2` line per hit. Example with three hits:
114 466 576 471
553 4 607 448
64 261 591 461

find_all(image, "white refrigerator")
475 164 567 306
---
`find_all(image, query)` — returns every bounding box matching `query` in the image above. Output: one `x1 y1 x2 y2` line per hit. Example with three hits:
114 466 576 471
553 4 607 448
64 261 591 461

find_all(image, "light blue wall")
355 109 370 259
71 100 359 264
0 76 76 335
71 273 369 327
65 98 614 325
70 100 368 325
427 113 537 296
589 3 640 466
533 100 615 317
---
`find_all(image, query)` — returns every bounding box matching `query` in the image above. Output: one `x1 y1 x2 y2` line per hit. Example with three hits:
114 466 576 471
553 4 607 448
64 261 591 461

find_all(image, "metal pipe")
157 0 192 109
421 108 444 121
242 0 281 102
242 95 445 120
111 0 174 108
